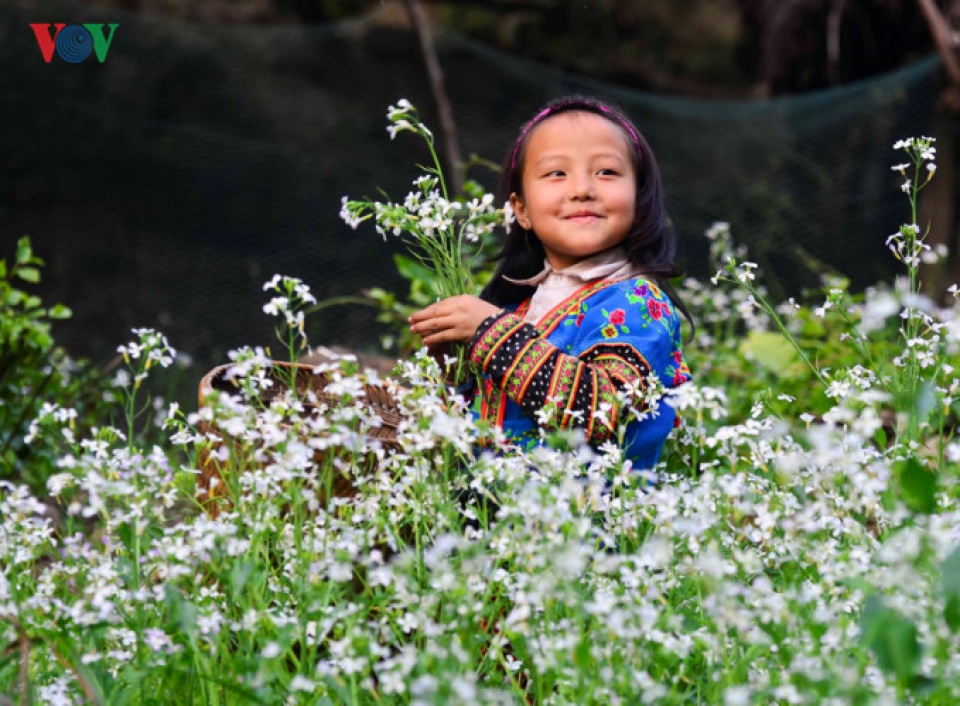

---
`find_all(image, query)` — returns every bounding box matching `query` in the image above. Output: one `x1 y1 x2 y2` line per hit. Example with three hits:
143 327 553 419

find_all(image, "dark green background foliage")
0 238 111 493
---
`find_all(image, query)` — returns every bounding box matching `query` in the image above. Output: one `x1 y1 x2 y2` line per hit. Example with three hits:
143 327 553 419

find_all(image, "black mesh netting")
0 1 946 377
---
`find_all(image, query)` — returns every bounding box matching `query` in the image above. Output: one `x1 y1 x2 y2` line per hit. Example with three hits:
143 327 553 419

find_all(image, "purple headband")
509 102 643 170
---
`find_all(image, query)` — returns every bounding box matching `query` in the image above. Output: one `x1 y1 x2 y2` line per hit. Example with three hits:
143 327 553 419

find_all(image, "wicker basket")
197 360 403 516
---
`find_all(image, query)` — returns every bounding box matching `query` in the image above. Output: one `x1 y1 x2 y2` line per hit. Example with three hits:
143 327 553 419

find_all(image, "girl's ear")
509 192 531 230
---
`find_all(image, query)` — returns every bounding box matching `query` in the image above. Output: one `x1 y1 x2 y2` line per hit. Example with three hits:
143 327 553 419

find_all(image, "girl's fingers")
412 316 473 344
421 327 454 346
412 309 456 331
407 310 429 324
409 308 447 328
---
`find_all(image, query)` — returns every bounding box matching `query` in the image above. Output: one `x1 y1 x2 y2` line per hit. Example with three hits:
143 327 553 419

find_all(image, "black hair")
479 95 693 334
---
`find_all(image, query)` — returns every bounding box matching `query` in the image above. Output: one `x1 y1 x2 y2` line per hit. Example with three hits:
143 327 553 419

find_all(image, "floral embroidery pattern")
600 307 630 339
667 350 692 386
564 301 589 328
626 278 675 333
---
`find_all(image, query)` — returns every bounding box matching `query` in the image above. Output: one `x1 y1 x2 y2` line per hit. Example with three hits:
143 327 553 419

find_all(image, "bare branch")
18 630 28 706
916 0 960 85
403 0 465 195
827 0 848 84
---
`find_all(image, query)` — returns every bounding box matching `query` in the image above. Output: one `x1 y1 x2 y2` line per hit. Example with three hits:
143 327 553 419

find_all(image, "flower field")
3 136 960 705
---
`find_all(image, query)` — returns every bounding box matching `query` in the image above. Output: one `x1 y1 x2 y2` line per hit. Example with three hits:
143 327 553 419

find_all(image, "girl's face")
510 111 637 270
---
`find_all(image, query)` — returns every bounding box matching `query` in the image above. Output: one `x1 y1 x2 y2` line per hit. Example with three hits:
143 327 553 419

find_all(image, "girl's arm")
467 311 656 445
410 289 689 446
471 280 689 445
410 287 689 444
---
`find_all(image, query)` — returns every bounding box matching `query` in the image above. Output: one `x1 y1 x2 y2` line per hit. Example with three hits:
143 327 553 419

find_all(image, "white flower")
705 221 730 240
289 675 316 692
46 473 74 495
387 118 416 140
947 441 960 462
328 562 353 582
502 200 516 231
386 98 413 120
340 196 365 229
112 369 131 389
724 686 751 706
143 628 173 653
292 281 316 305
262 296 288 317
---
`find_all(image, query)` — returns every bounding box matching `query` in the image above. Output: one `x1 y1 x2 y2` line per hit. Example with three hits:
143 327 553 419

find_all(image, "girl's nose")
568 172 596 200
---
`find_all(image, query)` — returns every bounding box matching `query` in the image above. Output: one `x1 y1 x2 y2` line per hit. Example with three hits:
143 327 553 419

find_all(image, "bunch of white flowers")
339 100 509 301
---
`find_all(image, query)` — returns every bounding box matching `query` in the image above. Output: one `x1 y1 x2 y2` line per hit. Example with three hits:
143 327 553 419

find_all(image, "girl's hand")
408 295 501 346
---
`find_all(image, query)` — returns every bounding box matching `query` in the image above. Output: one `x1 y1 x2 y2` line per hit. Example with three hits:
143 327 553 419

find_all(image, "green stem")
423 133 449 201
903 154 924 441
837 309 878 372
304 296 379 315
743 281 829 388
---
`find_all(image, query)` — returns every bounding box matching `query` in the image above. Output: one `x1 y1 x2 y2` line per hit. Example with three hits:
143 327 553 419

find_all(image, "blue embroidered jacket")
468 277 691 470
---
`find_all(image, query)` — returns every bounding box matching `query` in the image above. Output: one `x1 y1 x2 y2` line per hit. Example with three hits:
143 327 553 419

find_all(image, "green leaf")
874 427 887 449
942 545 960 632
798 316 826 338
0 261 6 279
860 595 921 682
393 253 433 284
913 379 937 428
48 304 72 319
16 267 40 283
15 236 32 265
164 584 198 637
574 635 592 668
896 456 938 514
228 561 265 604
737 331 800 377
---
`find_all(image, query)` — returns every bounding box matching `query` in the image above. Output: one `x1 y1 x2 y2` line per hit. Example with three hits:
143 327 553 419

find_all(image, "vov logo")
30 24 119 63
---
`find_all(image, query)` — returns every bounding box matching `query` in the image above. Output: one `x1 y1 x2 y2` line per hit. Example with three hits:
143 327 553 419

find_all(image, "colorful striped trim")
544 356 579 426
479 380 507 436
580 342 651 387
503 339 555 401
469 313 527 373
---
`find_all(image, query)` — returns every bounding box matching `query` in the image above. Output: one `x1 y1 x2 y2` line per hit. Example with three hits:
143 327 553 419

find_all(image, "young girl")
408 96 692 471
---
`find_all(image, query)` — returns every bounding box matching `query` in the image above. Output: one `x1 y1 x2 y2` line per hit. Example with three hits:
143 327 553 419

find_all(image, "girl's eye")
597 168 619 176
545 170 565 177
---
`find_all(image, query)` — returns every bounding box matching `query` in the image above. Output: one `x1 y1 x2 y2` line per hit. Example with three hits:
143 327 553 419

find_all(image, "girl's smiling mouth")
565 211 603 221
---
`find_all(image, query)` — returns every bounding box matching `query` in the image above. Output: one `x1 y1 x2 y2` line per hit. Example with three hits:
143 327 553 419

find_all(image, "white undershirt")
503 247 642 325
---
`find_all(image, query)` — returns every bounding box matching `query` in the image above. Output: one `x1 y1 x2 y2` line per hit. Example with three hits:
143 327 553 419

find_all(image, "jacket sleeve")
467 300 668 446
